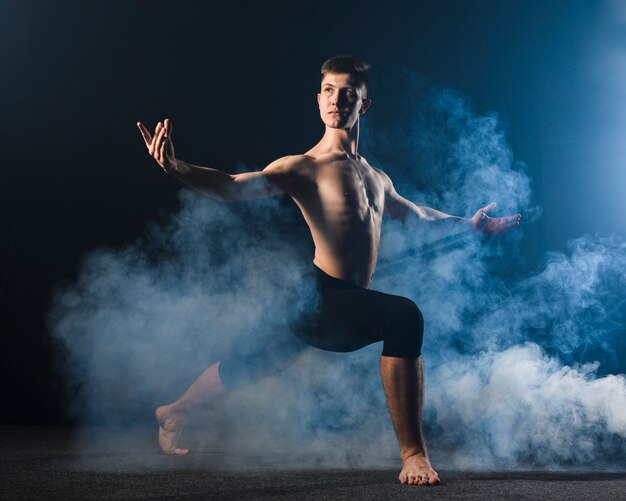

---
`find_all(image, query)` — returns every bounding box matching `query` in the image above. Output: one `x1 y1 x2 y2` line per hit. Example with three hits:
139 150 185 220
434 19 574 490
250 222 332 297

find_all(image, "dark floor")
2 426 626 500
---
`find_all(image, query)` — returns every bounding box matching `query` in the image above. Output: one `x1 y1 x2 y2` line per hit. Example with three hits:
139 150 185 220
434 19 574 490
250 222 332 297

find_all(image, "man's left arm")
377 169 521 236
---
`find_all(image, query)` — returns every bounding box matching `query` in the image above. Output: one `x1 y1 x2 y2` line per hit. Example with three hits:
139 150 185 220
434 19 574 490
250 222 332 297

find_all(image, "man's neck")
315 120 360 158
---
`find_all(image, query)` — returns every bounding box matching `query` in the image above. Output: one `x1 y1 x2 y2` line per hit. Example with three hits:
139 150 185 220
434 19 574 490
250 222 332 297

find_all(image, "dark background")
2 0 623 423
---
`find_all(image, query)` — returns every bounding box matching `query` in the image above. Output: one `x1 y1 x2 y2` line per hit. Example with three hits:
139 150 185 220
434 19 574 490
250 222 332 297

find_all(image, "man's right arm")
137 118 308 202
172 157 306 202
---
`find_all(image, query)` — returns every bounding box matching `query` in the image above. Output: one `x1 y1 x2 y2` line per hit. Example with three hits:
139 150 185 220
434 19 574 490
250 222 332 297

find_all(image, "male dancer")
137 56 521 486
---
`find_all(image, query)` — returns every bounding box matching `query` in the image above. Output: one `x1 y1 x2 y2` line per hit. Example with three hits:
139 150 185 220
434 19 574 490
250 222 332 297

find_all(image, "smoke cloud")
49 77 626 470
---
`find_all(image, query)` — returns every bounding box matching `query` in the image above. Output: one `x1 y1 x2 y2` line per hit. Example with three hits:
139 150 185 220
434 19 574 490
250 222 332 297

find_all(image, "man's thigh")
296 286 414 352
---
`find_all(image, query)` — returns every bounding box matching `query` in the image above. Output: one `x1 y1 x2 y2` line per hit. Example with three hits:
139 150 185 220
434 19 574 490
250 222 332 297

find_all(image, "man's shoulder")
362 159 392 187
264 154 315 173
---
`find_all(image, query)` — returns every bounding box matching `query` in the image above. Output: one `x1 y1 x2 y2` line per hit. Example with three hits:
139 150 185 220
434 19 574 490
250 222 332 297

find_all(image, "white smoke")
430 344 626 468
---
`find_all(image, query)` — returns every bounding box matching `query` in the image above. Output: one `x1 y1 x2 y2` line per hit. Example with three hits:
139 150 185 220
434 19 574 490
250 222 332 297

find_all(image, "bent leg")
300 267 424 357
304 268 437 484
380 356 440 486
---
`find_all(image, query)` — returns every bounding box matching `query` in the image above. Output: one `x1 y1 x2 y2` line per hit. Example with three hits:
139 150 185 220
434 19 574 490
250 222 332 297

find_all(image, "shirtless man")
137 55 521 486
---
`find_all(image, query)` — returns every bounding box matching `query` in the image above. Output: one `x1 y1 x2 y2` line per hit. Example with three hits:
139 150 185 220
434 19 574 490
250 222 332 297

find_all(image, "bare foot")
399 454 440 486
155 404 190 455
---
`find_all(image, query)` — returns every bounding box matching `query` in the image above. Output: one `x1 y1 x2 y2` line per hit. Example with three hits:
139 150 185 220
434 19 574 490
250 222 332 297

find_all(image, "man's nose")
333 93 345 107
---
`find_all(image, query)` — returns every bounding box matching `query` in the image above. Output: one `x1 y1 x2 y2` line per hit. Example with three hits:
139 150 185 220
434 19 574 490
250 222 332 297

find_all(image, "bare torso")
287 150 386 288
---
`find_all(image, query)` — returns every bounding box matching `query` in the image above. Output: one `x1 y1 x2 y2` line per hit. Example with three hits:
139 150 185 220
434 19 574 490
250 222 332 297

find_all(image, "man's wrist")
168 159 188 176
451 215 473 226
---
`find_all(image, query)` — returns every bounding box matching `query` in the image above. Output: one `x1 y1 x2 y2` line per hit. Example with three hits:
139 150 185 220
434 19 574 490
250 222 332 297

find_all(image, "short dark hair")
320 55 371 97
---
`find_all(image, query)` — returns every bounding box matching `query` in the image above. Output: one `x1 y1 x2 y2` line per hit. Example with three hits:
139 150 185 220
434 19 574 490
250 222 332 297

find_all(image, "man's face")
317 72 371 129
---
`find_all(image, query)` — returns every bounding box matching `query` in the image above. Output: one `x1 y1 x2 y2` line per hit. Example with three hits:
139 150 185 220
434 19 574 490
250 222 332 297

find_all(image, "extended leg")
155 361 227 455
155 332 307 455
380 355 440 486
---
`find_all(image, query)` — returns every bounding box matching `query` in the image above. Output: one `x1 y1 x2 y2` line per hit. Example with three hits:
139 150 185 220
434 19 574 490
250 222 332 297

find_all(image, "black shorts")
218 265 424 390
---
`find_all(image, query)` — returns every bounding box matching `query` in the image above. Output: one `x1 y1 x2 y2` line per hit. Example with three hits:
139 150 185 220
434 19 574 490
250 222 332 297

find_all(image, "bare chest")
315 159 385 220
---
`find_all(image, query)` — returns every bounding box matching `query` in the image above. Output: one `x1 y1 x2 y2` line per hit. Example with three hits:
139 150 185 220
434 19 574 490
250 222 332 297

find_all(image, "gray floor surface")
2 426 625 500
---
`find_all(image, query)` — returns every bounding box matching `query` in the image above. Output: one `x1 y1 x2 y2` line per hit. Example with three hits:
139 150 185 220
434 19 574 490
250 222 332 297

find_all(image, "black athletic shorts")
218 265 424 390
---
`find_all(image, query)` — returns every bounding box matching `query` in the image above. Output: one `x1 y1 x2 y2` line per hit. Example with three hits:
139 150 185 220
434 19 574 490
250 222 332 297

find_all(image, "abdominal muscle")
291 155 385 289
311 230 379 289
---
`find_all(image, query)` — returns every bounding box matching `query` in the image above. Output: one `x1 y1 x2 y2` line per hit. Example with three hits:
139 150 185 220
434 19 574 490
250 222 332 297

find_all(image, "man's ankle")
400 447 428 462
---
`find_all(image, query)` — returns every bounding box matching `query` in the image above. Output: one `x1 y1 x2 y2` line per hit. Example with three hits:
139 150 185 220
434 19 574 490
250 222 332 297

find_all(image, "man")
137 55 520 486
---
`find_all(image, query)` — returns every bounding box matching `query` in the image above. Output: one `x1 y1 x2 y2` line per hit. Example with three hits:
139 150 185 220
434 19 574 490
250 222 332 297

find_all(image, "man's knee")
392 296 424 332
382 296 424 357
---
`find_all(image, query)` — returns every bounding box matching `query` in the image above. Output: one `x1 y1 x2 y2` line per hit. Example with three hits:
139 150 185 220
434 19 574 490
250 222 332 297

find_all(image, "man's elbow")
230 173 283 201
215 174 242 203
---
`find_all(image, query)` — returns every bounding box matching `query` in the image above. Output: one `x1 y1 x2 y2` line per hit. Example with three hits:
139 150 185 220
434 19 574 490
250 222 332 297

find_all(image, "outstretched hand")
470 202 521 236
137 118 177 173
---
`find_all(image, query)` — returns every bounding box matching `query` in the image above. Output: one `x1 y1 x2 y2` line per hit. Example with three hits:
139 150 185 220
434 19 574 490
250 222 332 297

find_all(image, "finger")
156 130 167 164
156 123 166 145
152 124 166 156
153 121 162 140
501 214 521 225
137 122 153 147
480 201 497 214
150 122 163 151
164 117 172 137
507 218 521 228
506 216 521 228
148 122 162 154
175 448 189 455
158 138 166 165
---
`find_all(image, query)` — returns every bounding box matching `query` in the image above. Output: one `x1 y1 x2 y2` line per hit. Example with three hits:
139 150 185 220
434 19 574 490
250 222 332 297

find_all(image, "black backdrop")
1 0 614 423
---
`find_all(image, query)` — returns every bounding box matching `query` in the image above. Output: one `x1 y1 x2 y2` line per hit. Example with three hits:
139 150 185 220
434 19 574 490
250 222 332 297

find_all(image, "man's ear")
317 93 321 106
359 98 372 114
